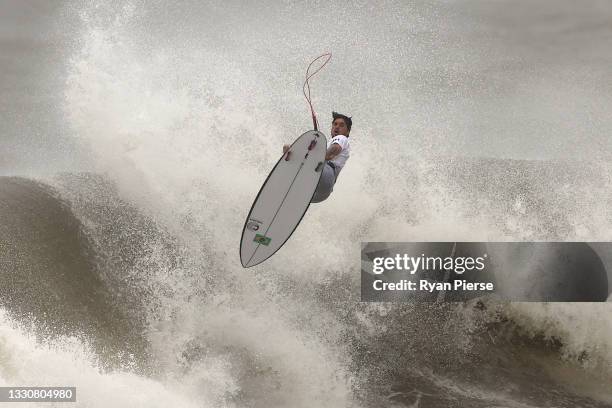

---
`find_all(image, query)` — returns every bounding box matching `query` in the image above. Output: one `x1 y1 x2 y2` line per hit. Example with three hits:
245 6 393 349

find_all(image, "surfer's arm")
325 143 342 161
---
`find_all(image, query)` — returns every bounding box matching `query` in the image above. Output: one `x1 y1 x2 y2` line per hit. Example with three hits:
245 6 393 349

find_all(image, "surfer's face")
331 118 349 137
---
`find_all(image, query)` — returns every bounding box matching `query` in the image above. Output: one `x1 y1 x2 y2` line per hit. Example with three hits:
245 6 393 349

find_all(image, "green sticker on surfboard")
253 234 271 246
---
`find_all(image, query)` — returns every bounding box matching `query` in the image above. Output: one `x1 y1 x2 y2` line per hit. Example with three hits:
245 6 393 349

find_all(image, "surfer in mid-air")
283 111 351 203
241 53 350 267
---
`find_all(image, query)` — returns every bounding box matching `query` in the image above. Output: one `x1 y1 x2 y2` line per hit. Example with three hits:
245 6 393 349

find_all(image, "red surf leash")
302 52 332 131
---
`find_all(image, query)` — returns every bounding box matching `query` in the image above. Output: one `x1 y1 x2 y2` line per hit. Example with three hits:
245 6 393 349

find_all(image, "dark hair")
332 111 352 131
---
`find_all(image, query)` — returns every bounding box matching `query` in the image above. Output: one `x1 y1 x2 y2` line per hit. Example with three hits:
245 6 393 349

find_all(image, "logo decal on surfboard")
246 219 262 231
253 234 271 245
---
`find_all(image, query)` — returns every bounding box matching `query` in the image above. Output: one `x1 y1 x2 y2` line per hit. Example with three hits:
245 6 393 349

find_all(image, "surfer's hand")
283 144 290 153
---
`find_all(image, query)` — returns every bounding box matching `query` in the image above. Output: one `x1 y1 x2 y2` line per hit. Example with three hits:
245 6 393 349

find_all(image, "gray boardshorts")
311 161 339 203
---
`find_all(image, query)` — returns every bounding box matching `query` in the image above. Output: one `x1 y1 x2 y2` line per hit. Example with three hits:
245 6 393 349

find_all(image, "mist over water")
2 0 612 407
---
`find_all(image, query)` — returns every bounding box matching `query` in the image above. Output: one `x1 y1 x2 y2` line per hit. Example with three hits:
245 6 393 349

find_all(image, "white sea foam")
4 0 612 405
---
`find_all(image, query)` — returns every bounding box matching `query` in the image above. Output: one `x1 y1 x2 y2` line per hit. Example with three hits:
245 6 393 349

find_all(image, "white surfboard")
240 130 327 267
